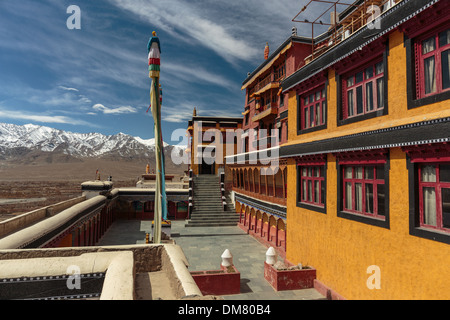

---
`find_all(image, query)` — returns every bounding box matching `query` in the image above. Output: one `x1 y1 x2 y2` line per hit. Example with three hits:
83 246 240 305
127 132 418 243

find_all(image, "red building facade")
226 34 314 257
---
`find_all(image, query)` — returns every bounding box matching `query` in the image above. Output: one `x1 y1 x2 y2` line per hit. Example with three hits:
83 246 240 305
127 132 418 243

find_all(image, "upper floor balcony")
297 0 403 65
249 67 286 99
252 103 278 122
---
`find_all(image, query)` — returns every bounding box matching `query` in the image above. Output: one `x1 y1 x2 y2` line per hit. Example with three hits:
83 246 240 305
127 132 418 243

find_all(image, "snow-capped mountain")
0 123 181 160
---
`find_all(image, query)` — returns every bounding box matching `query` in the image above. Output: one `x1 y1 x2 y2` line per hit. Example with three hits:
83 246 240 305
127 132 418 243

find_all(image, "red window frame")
299 165 325 207
343 60 384 119
415 25 450 99
300 86 326 130
342 164 385 220
418 163 450 233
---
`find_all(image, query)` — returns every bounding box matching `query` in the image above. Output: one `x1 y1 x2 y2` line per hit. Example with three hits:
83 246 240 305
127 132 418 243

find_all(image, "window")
405 143 450 244
342 165 386 219
274 64 286 81
344 60 385 119
280 93 285 107
407 23 450 109
299 166 325 207
418 163 450 232
417 27 450 98
336 150 389 228
296 156 327 214
300 87 326 130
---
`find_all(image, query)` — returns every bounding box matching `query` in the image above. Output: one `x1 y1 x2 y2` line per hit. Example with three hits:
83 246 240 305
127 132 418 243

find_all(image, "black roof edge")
279 117 450 158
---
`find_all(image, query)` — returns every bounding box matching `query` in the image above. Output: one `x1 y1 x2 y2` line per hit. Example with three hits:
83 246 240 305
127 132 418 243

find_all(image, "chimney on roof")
292 26 298 36
193 107 197 117
264 42 269 60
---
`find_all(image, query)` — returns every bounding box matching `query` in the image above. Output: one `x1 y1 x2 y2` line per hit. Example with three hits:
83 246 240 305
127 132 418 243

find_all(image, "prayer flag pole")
148 31 166 243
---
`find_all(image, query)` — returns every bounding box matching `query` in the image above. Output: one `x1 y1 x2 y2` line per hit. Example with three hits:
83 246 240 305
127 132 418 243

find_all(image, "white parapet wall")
0 244 204 300
0 195 106 250
0 196 86 239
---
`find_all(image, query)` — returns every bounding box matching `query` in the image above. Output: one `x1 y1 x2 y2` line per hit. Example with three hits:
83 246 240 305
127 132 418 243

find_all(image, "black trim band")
280 118 450 158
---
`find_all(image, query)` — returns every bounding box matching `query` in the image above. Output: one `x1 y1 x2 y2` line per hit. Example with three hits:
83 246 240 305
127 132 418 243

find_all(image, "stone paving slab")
97 219 325 300
170 221 325 301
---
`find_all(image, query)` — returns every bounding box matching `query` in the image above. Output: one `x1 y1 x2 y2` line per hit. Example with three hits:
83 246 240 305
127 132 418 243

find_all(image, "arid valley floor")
0 159 186 219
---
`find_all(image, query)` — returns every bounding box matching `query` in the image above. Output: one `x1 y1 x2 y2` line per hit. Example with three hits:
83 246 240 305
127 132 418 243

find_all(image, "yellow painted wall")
287 150 450 300
286 30 450 299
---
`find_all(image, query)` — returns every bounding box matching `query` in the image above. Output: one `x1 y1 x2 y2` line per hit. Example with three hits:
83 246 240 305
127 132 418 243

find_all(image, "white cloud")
92 104 138 115
109 0 260 63
163 62 238 92
0 108 95 127
162 110 194 124
58 86 79 92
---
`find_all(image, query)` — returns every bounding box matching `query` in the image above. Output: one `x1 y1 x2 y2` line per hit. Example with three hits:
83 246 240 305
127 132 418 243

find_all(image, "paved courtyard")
98 219 325 300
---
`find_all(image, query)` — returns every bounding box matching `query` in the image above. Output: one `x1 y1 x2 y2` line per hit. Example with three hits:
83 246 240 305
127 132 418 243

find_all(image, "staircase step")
185 222 238 227
193 195 222 198
190 217 239 222
193 201 223 204
193 204 226 208
188 175 235 227
191 213 238 217
190 219 239 223
190 213 238 216
193 202 223 205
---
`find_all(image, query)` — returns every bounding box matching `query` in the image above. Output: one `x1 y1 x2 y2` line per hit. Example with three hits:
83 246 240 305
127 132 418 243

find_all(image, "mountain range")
0 123 187 181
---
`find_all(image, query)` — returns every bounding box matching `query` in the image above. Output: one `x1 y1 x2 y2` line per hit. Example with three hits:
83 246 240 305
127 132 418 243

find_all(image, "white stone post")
266 247 277 265
221 249 233 267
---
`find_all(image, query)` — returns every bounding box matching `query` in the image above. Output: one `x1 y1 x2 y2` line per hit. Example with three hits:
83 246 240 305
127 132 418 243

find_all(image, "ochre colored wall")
286 30 450 299
287 150 450 300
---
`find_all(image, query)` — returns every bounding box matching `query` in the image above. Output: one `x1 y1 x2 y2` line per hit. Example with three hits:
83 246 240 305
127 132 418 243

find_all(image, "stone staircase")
186 175 239 227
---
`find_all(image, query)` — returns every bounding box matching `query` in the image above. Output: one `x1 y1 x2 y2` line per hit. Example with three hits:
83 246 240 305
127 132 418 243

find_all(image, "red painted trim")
334 149 388 164
295 154 326 165
403 143 450 163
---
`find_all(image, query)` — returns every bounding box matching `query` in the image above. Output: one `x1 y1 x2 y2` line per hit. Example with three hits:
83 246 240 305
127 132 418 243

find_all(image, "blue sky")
0 0 329 144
